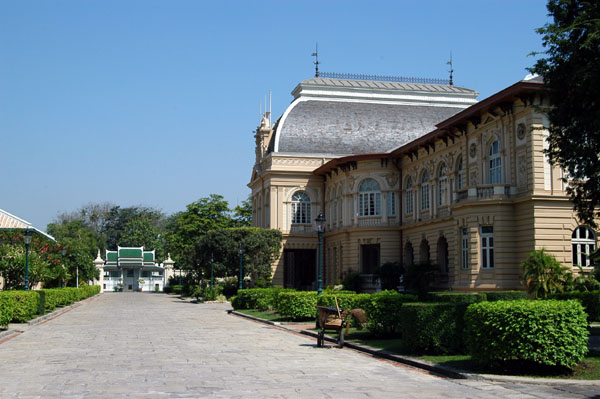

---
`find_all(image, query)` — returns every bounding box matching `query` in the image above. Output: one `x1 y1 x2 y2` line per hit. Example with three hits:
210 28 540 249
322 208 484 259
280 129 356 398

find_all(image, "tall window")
291 191 311 224
489 140 502 184
572 226 596 266
457 156 464 190
405 177 414 214
481 226 494 269
358 178 381 216
461 228 469 269
438 163 448 206
387 192 396 216
421 171 430 211
337 187 343 222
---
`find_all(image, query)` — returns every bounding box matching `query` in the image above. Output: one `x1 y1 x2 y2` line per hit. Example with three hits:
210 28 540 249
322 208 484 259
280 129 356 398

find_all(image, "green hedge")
0 286 101 327
399 302 468 354
232 288 294 311
481 290 527 301
552 290 600 322
0 292 16 327
465 300 589 368
361 292 418 335
426 292 486 303
276 291 318 320
316 293 372 310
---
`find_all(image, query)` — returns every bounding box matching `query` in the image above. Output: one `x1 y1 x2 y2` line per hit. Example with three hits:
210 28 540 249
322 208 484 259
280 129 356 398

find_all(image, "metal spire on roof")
447 53 454 86
312 43 320 77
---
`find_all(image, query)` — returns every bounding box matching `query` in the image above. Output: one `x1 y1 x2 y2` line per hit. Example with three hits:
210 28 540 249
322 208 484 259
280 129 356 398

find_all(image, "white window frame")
405 177 414 215
572 226 597 267
358 178 382 217
461 228 469 269
387 192 396 216
457 157 464 190
291 191 311 224
421 171 430 211
481 226 494 269
438 163 447 206
489 140 502 184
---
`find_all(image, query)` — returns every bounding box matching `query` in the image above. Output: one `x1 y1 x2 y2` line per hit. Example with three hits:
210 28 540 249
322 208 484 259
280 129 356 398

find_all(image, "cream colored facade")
249 76 596 291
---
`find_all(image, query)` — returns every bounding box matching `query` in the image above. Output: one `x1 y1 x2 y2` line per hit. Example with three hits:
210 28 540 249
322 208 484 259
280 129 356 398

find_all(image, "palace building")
249 73 597 291
101 247 171 292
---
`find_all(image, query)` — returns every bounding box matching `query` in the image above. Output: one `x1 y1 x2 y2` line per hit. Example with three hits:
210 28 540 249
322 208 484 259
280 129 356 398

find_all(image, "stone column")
163 253 175 289
93 249 105 293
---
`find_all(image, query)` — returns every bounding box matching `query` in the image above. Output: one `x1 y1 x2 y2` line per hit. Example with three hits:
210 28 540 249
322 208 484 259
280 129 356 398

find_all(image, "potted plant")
137 278 145 292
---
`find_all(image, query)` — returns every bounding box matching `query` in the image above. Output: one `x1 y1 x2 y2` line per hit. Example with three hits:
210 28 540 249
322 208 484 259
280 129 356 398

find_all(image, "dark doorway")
437 236 449 273
361 244 380 274
284 249 316 290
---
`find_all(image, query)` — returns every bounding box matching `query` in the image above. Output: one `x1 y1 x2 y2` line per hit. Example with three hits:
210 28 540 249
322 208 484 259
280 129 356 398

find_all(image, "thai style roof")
269 77 479 156
0 208 55 241
105 246 158 269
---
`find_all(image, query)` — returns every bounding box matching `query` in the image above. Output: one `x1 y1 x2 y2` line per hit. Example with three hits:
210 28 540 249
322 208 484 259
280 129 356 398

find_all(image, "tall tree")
531 0 600 227
232 196 252 227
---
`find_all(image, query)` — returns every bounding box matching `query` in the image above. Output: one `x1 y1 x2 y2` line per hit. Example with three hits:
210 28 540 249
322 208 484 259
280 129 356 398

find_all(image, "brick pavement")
0 292 598 398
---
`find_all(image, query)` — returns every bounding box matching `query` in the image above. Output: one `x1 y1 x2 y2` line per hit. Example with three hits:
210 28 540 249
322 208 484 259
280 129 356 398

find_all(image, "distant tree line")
0 194 281 290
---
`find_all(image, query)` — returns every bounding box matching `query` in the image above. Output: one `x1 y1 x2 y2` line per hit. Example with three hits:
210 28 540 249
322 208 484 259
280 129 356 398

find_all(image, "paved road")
0 293 598 398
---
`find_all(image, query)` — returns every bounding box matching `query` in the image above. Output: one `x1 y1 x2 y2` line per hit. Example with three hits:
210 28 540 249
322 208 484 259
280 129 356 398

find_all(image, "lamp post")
61 248 67 288
238 242 243 290
315 211 326 295
210 253 214 295
23 230 32 291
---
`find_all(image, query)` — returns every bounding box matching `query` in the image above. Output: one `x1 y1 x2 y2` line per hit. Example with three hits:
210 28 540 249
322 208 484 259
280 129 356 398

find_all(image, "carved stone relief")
469 167 480 186
469 142 477 159
517 123 526 140
384 173 399 188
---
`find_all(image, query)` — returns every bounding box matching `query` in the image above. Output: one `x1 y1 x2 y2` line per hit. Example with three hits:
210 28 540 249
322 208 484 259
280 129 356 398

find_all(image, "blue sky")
1 0 550 230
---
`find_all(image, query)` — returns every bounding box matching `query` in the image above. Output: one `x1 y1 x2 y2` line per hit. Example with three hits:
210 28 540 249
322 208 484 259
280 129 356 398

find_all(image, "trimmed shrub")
399 302 468 354
465 300 589 368
232 288 294 311
552 290 600 322
361 292 418 335
0 292 16 327
276 291 318 320
9 291 41 323
316 293 372 310
426 292 486 304
481 290 527 301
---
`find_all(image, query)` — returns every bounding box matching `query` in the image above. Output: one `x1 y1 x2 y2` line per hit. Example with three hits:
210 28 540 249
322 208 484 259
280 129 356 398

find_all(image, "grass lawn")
237 309 600 380
234 309 313 323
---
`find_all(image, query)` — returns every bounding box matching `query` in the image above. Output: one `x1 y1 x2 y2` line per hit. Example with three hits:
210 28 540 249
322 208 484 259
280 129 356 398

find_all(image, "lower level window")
481 226 494 269
461 228 469 269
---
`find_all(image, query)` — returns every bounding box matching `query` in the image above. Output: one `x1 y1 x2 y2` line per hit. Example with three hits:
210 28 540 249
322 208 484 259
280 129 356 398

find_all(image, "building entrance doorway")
361 244 380 274
283 249 316 290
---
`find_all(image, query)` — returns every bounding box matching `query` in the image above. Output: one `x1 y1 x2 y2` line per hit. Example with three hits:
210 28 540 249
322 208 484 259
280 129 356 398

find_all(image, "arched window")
421 171 430 211
489 140 502 184
405 177 414 214
291 191 311 224
572 226 597 266
438 163 448 206
358 178 381 216
404 242 414 266
457 156 464 190
420 239 430 262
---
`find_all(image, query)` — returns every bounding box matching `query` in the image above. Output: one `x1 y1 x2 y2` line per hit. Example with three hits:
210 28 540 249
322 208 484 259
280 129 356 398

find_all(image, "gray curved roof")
273 99 464 155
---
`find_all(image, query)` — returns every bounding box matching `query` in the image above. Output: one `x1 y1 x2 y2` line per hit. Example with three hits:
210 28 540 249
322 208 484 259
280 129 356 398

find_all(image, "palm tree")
520 248 572 298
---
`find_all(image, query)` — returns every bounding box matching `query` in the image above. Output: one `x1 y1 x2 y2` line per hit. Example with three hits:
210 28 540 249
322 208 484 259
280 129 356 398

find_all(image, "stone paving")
0 293 598 398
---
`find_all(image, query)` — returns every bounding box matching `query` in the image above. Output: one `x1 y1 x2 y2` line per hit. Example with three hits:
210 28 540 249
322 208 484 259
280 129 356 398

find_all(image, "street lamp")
61 248 67 288
238 242 243 290
315 211 326 295
23 230 32 291
210 253 214 295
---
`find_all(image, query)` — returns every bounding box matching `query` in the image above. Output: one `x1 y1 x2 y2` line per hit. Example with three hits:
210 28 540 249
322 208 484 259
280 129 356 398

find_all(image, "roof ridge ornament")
312 43 319 78
447 53 454 86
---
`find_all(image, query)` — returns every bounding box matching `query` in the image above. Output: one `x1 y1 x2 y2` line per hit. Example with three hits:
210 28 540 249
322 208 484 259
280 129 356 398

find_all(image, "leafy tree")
232 196 252 227
530 0 600 227
47 220 101 286
521 248 573 298
120 215 165 259
0 231 52 289
103 205 166 250
166 195 235 268
402 261 437 300
195 227 282 287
